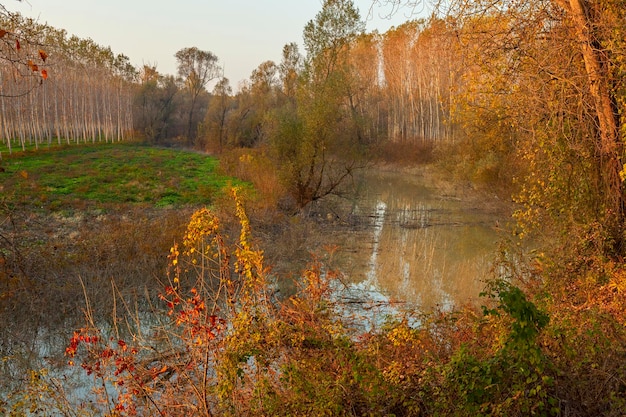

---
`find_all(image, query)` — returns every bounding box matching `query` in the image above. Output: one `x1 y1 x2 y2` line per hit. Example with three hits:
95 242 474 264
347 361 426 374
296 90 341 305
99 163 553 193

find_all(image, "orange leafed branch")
39 49 48 62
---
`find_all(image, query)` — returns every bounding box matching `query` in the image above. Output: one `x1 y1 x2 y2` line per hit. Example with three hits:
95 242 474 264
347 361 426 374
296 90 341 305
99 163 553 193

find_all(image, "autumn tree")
175 47 221 143
464 0 624 256
278 42 302 103
303 0 365 82
553 0 626 256
251 60 279 105
331 31 384 147
206 60 281 150
271 0 368 209
0 5 49 97
223 64 278 149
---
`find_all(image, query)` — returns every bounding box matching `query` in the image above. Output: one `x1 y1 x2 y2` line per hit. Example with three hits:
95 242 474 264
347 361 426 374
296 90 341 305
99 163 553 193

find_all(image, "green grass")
0 142 242 209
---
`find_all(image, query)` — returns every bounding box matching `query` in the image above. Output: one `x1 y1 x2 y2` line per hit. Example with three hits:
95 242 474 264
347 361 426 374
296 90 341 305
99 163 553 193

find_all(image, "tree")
224 66 276 149
175 47 221 143
552 0 625 255
344 32 387 145
278 42 302 102
245 60 279 146
303 0 365 83
271 0 367 209
134 65 179 143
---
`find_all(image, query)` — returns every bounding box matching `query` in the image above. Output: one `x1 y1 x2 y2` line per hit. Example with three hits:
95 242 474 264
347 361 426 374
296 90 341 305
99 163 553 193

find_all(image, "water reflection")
332 169 509 312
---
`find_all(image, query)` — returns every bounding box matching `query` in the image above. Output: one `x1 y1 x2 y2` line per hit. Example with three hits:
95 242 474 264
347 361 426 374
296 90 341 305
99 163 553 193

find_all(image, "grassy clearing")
0 142 242 210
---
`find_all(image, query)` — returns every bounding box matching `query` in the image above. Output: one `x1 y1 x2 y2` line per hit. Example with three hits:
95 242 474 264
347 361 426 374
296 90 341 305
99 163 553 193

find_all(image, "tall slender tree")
278 42 302 103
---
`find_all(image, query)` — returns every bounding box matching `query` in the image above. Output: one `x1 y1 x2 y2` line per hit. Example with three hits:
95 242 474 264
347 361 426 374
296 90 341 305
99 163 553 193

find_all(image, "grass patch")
0 142 243 210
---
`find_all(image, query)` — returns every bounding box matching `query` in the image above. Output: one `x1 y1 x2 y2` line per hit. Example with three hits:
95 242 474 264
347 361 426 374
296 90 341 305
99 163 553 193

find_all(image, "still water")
324 168 511 313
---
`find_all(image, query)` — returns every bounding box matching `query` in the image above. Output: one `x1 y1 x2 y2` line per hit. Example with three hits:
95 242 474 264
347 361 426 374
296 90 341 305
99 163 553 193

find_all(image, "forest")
1 0 626 415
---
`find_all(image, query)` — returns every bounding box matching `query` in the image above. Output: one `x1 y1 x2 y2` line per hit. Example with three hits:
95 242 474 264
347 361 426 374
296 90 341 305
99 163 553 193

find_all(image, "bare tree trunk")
565 0 624 254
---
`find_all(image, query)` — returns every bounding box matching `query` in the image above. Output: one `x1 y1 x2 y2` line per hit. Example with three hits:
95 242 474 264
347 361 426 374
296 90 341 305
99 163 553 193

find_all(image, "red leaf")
28 60 38 72
41 69 48 80
0 30 7 38
15 39 20 51
38 49 48 62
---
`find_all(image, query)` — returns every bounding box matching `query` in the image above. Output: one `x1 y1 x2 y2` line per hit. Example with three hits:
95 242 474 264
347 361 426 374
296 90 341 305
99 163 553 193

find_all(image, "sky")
6 0 426 90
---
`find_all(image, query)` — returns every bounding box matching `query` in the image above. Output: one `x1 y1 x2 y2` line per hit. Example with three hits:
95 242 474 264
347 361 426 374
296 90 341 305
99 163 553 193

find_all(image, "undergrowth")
3 188 614 416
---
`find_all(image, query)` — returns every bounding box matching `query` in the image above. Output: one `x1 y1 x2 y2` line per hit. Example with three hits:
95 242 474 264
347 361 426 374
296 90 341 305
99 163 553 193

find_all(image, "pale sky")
6 1 426 89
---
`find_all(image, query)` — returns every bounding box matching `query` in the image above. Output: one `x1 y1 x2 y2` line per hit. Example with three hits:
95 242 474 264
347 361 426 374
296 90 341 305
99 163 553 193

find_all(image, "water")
324 168 510 312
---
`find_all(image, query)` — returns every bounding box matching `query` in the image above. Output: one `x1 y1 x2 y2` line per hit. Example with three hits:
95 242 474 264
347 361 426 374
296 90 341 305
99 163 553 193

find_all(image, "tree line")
4 0 626 253
0 4 466 169
180 16 458 152
0 13 135 152
1 3 464 206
